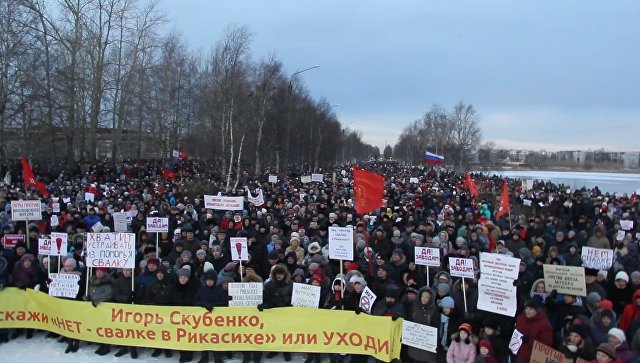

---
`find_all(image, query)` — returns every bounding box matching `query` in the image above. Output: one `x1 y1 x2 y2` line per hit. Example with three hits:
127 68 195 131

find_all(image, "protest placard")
112 212 128 232
230 237 249 261
48 274 81 298
3 234 25 248
359 286 377 313
401 320 437 353
300 176 312 184
268 175 278 183
478 252 520 316
50 215 59 227
91 221 104 232
620 220 634 231
228 282 263 307
86 233 136 269
509 329 523 354
449 257 474 278
329 226 354 261
311 173 324 182
529 340 569 363
146 217 169 233
414 247 441 267
409 177 419 184
203 195 244 210
543 264 587 296
52 203 60 213
10 200 42 220
291 283 321 308
581 247 614 270
84 192 95 202
51 232 68 256
616 230 626 241
38 238 52 255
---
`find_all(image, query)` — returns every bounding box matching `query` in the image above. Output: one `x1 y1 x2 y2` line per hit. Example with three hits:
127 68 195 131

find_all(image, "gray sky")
157 0 640 152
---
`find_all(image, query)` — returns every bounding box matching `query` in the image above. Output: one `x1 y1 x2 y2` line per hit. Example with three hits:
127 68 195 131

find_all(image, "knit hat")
568 324 590 339
483 318 499 330
600 299 613 311
95 267 109 273
586 292 601 305
224 262 236 272
385 285 400 300
458 323 473 334
180 250 192 259
479 339 493 353
584 268 599 277
147 258 160 266
607 328 626 343
600 309 614 321
210 245 222 252
349 275 366 286
532 245 542 254
441 296 455 308
204 270 217 281
203 261 214 273
20 254 35 262
524 296 544 310
268 250 279 260
311 254 324 264
596 343 617 359
405 284 419 295
392 248 405 258
292 268 304 278
177 267 191 278
437 283 451 295
615 271 629 282
196 249 206 258
631 271 640 281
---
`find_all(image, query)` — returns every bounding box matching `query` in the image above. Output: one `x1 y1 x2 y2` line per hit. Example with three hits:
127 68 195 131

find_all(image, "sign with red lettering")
448 257 474 278
414 247 440 267
204 195 244 211
581 247 614 270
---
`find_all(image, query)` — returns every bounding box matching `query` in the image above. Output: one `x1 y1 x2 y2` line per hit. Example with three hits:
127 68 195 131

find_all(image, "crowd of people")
0 159 639 363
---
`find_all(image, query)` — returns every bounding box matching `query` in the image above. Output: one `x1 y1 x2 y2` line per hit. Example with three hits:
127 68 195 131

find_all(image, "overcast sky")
157 0 640 152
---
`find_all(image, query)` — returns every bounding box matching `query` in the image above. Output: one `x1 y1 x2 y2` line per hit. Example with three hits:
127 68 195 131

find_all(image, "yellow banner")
0 288 401 361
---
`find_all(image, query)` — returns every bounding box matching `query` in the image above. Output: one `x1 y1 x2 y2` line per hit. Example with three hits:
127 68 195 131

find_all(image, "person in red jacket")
514 297 553 363
619 289 640 331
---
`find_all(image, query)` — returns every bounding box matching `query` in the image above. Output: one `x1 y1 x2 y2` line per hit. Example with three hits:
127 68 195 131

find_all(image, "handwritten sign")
300 176 312 184
359 286 377 314
311 173 324 183
204 195 244 211
230 237 249 261
48 274 81 298
10 200 42 220
146 217 169 233
86 233 135 269
291 283 321 308
84 192 95 202
478 252 520 317
268 175 278 183
401 320 437 353
509 329 524 354
449 257 474 278
581 247 614 270
620 220 634 231
328 226 354 261
543 264 586 296
228 282 263 307
414 247 441 267
529 340 569 363
112 212 128 232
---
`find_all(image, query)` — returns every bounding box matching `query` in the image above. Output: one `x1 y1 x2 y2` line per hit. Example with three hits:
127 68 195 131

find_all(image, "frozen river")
485 170 640 195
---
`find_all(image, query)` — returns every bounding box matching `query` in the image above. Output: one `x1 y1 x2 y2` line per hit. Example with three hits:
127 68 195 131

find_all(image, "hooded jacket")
446 331 478 363
407 287 440 362
263 264 293 308
619 289 640 331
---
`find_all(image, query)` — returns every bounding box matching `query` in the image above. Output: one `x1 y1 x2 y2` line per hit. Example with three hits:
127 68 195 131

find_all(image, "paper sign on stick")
84 192 95 202
49 232 68 256
328 226 354 261
203 195 244 211
38 238 53 256
146 217 169 233
291 283 321 308
86 233 135 269
268 175 278 183
112 212 128 232
477 252 520 317
50 215 59 227
620 220 634 231
409 177 419 184
228 282 263 307
311 174 324 182
10 200 42 220
509 329 523 354
529 340 568 363
448 257 474 278
543 264 587 296
581 247 614 270
359 286 377 314
3 234 24 248
300 176 312 184
230 237 248 261
401 321 437 353
414 247 440 267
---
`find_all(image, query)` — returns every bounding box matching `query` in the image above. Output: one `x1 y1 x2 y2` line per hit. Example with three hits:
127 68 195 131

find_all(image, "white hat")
608 328 626 343
615 271 629 283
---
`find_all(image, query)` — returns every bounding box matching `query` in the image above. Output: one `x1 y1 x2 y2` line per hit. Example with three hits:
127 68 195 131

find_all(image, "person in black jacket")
193 270 226 363
171 266 199 363
146 266 174 358
258 264 293 362
112 268 138 359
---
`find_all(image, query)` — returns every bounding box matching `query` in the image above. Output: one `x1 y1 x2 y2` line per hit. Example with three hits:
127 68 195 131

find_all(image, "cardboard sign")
328 226 354 261
268 175 278 183
203 195 244 211
48 274 81 298
543 264 587 296
300 176 312 184
84 192 95 202
448 257 475 278
509 329 524 354
291 283 321 308
10 200 42 220
112 212 128 232
620 220 634 231
311 174 324 183
230 237 249 261
477 252 520 317
86 233 135 269
3 234 25 248
228 282 263 307
359 286 377 314
401 321 437 353
581 247 614 270
529 340 569 363
414 247 441 267
146 217 169 233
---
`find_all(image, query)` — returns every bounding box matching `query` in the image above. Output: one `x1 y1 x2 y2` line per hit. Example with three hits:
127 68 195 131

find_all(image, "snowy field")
487 170 640 194
0 333 326 363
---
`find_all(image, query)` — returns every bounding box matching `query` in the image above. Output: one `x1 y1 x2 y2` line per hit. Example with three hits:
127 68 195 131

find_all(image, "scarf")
440 313 450 348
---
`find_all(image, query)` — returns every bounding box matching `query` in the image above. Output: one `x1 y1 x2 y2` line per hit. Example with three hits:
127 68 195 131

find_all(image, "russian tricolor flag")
424 151 445 165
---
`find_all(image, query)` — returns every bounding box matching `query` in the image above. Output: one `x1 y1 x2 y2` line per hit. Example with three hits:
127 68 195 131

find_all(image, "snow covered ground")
487 170 640 194
0 333 322 363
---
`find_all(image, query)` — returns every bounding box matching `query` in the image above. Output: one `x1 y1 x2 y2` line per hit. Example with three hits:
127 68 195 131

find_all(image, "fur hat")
568 324 590 339
307 242 321 254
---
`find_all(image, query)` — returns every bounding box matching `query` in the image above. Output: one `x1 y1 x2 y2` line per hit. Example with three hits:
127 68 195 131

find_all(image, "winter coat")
619 289 640 331
590 310 618 345
262 264 293 308
113 273 133 303
515 310 553 363
407 287 440 362
88 274 114 304
372 300 405 318
170 278 198 306
144 275 173 305
615 341 635 363
446 332 478 363
193 284 227 309
11 261 42 289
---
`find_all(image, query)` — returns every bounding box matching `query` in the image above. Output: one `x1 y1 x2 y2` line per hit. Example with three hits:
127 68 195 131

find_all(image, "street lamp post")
284 65 319 172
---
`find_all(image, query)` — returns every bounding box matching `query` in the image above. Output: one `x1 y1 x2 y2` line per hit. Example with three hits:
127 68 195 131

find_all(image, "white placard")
523 199 532 207
409 177 419 184
359 286 377 314
10 200 42 220
91 221 104 232
84 192 95 202
311 173 324 182
509 329 524 354
477 252 520 317
621 220 634 231
48 274 81 298
50 232 68 256
342 178 349 184
228 282 263 307
291 282 321 308
268 175 278 183
203 195 244 211
86 233 135 268
146 217 169 233
50 215 59 227
414 247 441 267
38 238 53 256
52 203 60 213
401 320 438 353
230 237 249 261
616 230 626 241
328 226 354 261
62 197 71 204
581 247 614 270
543 264 587 296
301 176 312 184
112 212 128 232
448 257 475 278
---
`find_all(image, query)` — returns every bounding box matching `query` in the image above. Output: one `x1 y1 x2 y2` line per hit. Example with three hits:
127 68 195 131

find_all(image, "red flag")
353 167 385 215
495 179 510 220
162 167 177 180
21 155 49 196
464 172 479 198
631 192 637 205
